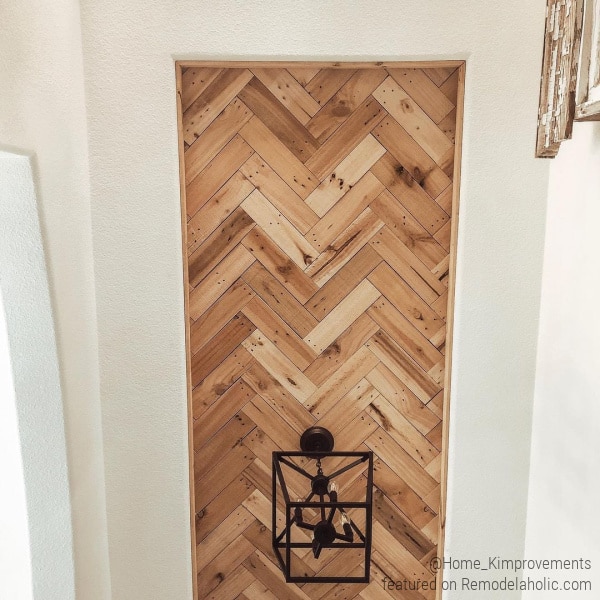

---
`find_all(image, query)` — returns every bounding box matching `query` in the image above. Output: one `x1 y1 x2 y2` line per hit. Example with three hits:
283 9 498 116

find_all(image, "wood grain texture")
178 62 462 600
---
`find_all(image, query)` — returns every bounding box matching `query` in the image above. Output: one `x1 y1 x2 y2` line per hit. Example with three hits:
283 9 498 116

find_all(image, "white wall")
0 242 33 600
79 1 549 598
524 123 600 598
0 1 110 599
0 151 72 600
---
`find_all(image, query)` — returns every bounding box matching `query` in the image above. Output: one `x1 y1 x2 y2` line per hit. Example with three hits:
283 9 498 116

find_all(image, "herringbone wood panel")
180 63 460 600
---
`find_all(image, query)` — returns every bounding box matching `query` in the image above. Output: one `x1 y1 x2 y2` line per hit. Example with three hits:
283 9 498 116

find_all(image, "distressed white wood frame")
536 0 585 158
575 0 600 120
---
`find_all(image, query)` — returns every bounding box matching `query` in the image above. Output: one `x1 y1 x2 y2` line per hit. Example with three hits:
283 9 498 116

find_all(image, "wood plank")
190 279 254 355
367 297 443 372
198 534 255 598
186 135 254 218
304 279 381 354
306 245 381 320
368 262 445 342
192 347 254 419
239 116 318 198
181 67 222 111
369 190 446 271
243 362 315 434
366 364 440 436
241 190 318 269
318 379 379 431
366 330 441 403
305 134 386 217
196 505 256 571
439 68 459 103
371 152 449 235
244 550 313 600
251 68 321 124
240 154 319 234
369 227 445 304
307 172 385 251
365 394 439 468
188 244 255 319
438 108 457 143
195 474 255 543
242 330 317 403
372 77 454 166
305 208 385 287
305 69 356 105
243 262 318 338
238 77 320 162
425 66 457 86
372 116 452 200
303 313 379 386
330 412 378 460
191 313 255 387
185 98 253 185
307 70 388 141
183 68 254 145
372 458 437 528
195 442 256 510
387 68 454 124
366 428 438 500
188 207 256 288
241 227 318 304
193 379 256 449
201 563 255 600
242 296 316 371
373 488 435 560
188 170 255 253
195 411 256 479
287 66 321 86
305 345 380 417
305 96 386 179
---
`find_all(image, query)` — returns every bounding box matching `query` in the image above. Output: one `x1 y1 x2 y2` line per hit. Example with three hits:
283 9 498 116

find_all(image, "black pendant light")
272 426 374 583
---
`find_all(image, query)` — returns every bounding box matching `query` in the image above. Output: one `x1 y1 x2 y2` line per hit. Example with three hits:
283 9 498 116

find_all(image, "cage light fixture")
272 426 374 584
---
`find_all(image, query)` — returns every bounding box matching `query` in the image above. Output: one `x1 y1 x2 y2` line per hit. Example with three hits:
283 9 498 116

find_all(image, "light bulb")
328 480 338 501
340 511 353 538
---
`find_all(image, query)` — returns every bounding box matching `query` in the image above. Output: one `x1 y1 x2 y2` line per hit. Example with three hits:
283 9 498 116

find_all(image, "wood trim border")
175 59 466 600
175 62 199 600
435 62 466 598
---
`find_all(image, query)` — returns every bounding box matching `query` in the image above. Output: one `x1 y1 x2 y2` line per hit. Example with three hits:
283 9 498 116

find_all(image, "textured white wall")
79 1 549 598
0 203 33 600
524 123 600 598
0 151 72 600
0 1 110 599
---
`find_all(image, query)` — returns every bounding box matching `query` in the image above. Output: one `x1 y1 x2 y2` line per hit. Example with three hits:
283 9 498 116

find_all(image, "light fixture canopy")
272 426 374 584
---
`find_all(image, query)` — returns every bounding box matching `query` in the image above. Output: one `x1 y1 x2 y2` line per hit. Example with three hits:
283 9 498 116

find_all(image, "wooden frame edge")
435 61 466 600
175 61 199 600
176 59 465 70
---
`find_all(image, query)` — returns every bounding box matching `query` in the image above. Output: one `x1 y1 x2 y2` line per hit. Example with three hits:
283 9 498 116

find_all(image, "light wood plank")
241 190 318 269
372 76 454 166
183 68 253 145
251 68 321 124
239 116 318 198
304 279 381 354
189 244 255 319
240 154 319 234
242 331 317 403
305 135 386 217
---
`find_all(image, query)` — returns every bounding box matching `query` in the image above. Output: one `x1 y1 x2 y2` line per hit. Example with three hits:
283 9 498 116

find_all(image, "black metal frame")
272 450 374 584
